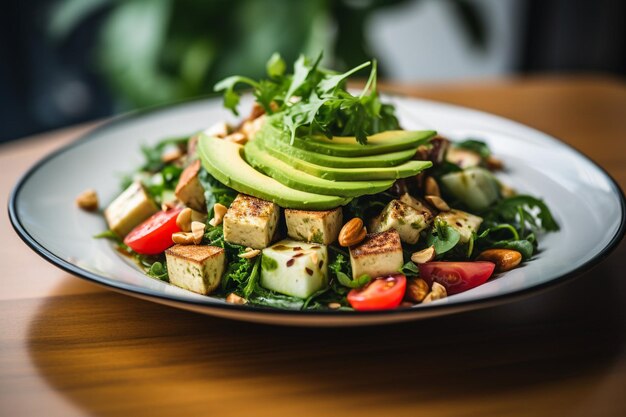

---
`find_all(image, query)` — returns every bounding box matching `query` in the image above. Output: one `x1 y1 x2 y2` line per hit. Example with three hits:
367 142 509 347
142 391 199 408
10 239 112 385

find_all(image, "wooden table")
1 77 625 417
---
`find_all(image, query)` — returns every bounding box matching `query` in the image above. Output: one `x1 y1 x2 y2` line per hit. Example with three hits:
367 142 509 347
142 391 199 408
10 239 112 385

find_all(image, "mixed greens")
93 53 558 311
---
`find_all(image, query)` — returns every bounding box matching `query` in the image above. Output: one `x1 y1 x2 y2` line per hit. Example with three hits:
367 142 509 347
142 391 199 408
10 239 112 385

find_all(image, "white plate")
9 95 625 326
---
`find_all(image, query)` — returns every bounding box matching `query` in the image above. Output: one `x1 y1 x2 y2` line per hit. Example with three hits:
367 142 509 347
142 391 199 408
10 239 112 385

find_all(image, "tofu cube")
285 207 342 244
399 193 435 221
435 209 483 243
350 230 403 280
223 194 280 249
175 159 207 212
104 181 158 237
370 199 429 244
260 240 328 299
165 244 226 295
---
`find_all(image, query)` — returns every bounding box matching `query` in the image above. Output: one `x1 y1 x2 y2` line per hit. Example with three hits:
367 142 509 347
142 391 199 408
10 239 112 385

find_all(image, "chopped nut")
422 282 447 304
500 183 516 198
223 132 247 145
406 278 430 303
226 293 247 305
425 177 441 197
172 232 195 245
191 209 208 224
486 155 504 171
425 195 450 212
476 248 522 272
75 189 99 212
176 208 193 232
411 246 436 264
191 221 206 244
328 302 341 310
204 121 232 138
238 249 261 259
415 145 430 161
161 148 183 164
209 203 228 227
338 218 367 247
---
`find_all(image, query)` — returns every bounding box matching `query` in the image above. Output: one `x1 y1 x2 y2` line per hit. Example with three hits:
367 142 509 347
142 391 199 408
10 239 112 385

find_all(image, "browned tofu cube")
175 159 206 212
165 244 225 295
349 229 403 279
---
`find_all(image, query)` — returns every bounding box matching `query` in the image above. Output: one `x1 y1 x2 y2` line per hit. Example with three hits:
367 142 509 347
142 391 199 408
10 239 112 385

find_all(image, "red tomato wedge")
123 208 183 255
419 261 495 295
347 274 406 311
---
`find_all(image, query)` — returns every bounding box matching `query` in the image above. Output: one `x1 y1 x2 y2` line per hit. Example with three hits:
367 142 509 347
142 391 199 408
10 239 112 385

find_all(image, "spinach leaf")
485 195 559 232
399 261 419 277
454 139 491 159
426 220 461 255
197 167 238 214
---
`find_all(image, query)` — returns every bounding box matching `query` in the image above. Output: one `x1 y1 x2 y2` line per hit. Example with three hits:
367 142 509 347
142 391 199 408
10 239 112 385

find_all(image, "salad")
83 53 559 311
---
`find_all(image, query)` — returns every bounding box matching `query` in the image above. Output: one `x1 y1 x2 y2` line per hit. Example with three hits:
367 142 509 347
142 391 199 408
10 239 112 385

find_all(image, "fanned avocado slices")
197 135 351 210
260 119 436 156
255 127 418 168
244 140 395 197
251 138 432 181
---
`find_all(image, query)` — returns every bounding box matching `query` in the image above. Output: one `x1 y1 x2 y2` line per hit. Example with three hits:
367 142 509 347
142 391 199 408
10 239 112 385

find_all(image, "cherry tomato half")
123 208 183 255
419 261 495 295
347 274 406 311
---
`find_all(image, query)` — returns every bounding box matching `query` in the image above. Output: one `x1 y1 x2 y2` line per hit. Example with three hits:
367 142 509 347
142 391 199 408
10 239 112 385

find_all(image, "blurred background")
1 0 624 143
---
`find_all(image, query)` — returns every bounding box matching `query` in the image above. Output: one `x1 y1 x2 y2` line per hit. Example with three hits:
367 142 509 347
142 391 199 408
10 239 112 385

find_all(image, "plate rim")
7 94 626 319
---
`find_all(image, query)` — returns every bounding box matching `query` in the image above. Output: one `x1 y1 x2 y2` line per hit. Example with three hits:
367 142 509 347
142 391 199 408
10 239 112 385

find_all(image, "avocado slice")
260 120 436 156
252 138 432 181
255 129 417 168
245 140 394 197
197 135 350 210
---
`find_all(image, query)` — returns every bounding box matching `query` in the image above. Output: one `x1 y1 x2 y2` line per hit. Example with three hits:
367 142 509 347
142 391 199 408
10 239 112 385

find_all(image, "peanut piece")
238 249 261 259
172 232 195 245
75 189 99 212
425 177 441 197
411 246 436 264
176 208 193 232
406 278 430 303
425 195 450 212
161 148 183 163
422 282 447 304
191 221 205 244
328 302 341 310
338 218 367 247
226 293 247 305
223 132 247 145
476 249 522 272
209 203 228 227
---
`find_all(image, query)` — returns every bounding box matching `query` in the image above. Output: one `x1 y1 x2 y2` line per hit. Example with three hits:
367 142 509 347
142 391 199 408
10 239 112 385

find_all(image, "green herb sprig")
214 52 399 145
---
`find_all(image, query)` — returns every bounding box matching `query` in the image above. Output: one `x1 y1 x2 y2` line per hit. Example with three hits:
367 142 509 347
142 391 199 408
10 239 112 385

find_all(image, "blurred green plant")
49 0 485 109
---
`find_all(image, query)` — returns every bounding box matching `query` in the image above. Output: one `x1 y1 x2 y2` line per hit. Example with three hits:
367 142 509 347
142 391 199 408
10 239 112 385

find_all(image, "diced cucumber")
440 167 500 211
260 240 328 299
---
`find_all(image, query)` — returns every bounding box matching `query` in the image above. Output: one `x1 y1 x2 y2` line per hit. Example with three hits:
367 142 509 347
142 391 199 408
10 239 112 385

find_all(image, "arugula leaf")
213 75 260 115
266 52 286 78
214 52 400 145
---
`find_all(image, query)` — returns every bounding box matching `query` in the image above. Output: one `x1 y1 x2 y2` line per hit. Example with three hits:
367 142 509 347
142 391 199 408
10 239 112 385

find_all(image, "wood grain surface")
1 76 625 417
